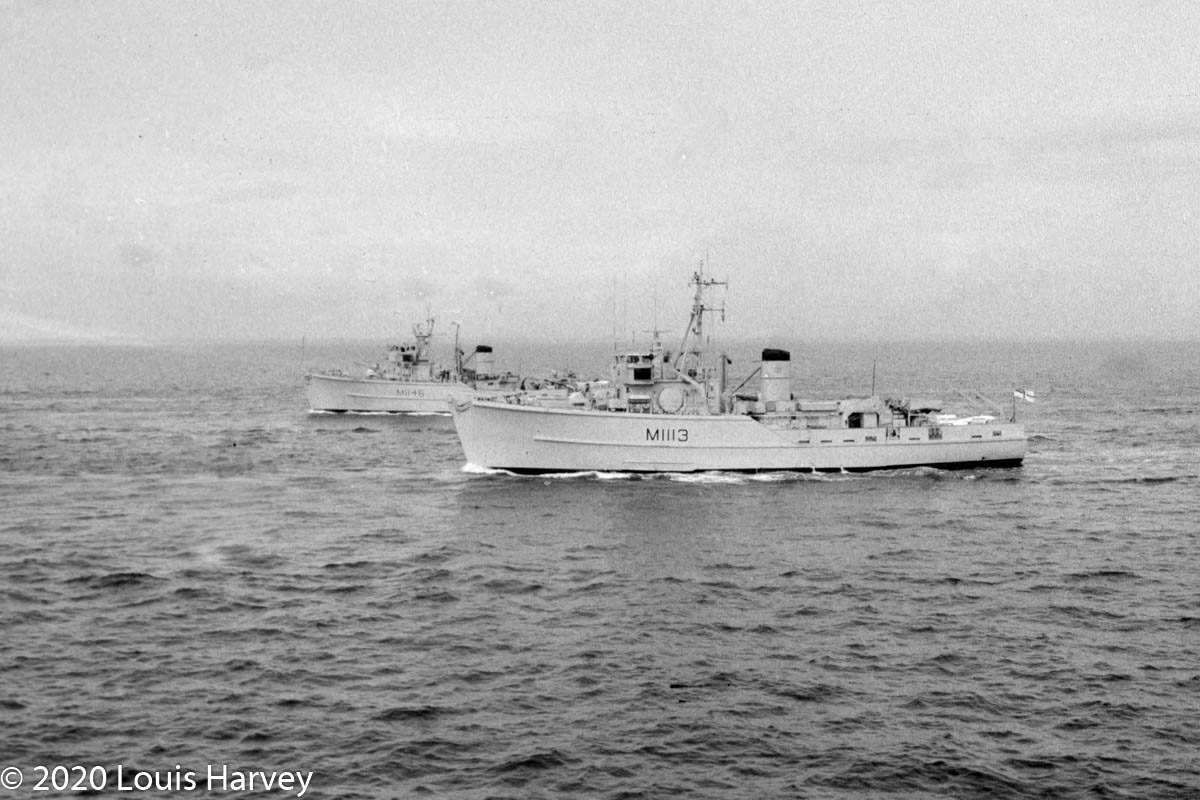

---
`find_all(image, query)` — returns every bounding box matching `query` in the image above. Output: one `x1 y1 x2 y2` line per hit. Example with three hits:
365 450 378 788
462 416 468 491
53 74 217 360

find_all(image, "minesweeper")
450 270 1026 473
305 317 523 413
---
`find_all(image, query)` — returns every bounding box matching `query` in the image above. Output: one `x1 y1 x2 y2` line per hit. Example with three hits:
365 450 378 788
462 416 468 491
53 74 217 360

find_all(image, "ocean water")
1 339 1197 799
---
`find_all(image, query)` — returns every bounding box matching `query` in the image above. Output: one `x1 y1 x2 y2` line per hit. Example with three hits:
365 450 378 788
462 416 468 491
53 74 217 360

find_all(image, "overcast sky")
3 1 1198 344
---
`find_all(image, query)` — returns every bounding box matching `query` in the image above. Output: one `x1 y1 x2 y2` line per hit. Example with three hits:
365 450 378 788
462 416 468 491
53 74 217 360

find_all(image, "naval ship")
305 317 522 413
450 271 1027 473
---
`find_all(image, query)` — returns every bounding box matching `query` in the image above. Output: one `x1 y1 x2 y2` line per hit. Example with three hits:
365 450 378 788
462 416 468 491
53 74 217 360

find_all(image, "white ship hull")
305 373 475 414
452 401 1026 474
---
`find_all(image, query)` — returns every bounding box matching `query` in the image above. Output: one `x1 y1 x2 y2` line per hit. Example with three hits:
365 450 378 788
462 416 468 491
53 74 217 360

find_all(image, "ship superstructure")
451 270 1026 473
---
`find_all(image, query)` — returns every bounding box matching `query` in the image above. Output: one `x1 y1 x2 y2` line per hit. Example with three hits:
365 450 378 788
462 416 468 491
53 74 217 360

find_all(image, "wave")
307 409 449 417
458 463 1018 484
461 464 878 484
65 571 163 590
374 705 454 722
1071 474 1195 486
1065 569 1140 582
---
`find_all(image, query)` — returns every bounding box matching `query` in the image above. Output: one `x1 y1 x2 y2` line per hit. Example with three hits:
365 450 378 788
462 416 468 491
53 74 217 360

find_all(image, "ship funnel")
473 345 495 377
759 348 791 406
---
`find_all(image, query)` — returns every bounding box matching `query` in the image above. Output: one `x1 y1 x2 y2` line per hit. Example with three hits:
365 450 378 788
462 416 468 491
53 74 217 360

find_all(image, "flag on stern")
1013 388 1036 402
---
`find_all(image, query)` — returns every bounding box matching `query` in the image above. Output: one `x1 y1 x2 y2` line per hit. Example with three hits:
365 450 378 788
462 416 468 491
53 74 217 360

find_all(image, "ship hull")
305 373 475 413
452 401 1026 473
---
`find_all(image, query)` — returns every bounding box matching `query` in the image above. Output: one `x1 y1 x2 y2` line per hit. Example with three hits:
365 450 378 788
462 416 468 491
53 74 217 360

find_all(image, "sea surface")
1 339 1197 799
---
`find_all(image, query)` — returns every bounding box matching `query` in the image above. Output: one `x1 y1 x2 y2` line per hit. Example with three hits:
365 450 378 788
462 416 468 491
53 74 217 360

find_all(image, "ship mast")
673 264 726 375
412 315 435 362
450 321 463 379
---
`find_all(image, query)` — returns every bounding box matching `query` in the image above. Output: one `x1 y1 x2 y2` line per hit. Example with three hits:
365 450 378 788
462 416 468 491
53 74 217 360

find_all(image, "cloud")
3 2 1200 342
0 311 151 345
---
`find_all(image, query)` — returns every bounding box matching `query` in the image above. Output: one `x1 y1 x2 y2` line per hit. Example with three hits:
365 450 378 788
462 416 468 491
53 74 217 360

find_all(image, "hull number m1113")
646 428 689 443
